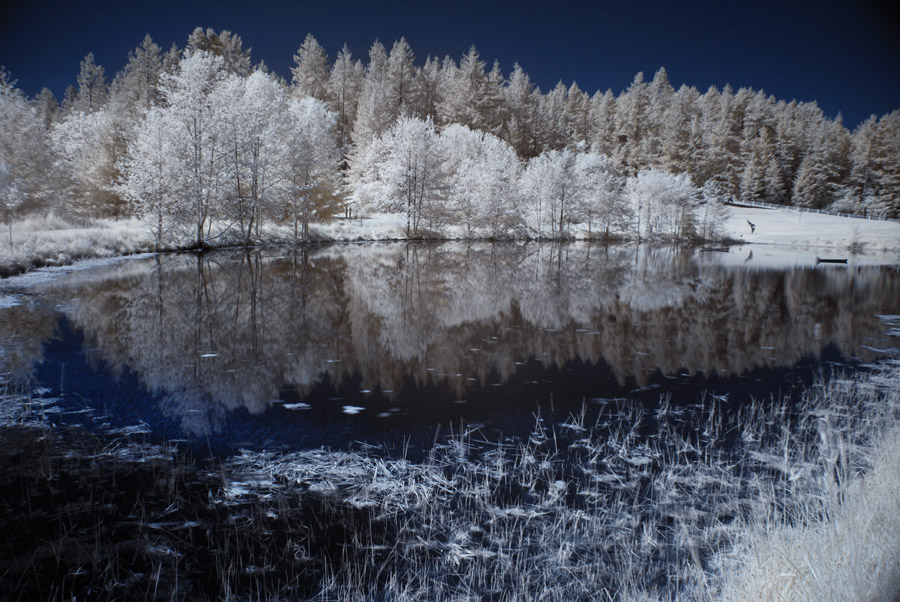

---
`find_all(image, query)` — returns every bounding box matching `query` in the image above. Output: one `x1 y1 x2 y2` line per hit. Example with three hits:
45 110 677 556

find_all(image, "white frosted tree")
327 44 364 155
386 38 416 117
642 67 674 168
863 110 900 217
33 87 59 129
518 149 577 238
504 63 539 157
659 85 701 177
588 89 617 158
740 127 775 203
442 124 521 237
1 70 54 246
615 72 650 175
566 82 591 146
572 152 628 239
792 116 851 209
159 50 226 247
291 34 330 102
50 107 124 216
110 34 164 113
119 106 182 247
72 52 108 114
279 96 339 241
378 116 445 236
214 70 286 242
536 81 569 151
186 27 251 76
410 55 441 121
697 180 732 241
698 85 741 197
351 41 392 150
437 45 492 131
625 168 699 239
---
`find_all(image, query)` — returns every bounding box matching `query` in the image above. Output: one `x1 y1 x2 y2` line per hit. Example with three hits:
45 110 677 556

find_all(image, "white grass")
215 363 900 601
716 384 900 602
0 214 154 276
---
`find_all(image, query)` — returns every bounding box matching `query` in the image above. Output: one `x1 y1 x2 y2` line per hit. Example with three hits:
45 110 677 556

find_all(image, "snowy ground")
721 205 900 256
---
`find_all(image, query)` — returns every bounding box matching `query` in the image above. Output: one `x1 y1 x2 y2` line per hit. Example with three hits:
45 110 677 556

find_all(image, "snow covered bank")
721 205 900 254
3 204 898 281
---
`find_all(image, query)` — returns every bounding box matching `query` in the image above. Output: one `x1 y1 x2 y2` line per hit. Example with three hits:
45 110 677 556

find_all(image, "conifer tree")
33 88 59 129
504 63 539 157
291 34 330 102
588 89 616 158
186 27 251 76
74 52 108 113
386 37 416 116
327 44 364 158
111 34 164 113
615 72 650 175
351 41 391 150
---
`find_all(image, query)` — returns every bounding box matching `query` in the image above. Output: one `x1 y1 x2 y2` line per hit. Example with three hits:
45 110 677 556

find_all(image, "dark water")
2 243 899 455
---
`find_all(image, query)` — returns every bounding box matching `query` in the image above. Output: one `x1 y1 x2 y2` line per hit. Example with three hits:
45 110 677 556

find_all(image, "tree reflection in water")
4 243 899 441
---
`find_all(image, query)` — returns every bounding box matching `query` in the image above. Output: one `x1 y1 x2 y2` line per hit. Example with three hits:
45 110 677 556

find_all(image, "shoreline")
3 205 899 281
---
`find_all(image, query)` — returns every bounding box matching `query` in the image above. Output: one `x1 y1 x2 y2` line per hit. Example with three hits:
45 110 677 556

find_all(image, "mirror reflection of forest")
4 243 899 437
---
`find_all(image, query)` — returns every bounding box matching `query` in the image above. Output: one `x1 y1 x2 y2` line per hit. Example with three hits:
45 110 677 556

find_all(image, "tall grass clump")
1 361 898 600
0 214 154 276
712 367 900 602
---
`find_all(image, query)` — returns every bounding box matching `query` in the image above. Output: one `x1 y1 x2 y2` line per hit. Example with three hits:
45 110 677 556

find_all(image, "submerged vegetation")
2 358 898 601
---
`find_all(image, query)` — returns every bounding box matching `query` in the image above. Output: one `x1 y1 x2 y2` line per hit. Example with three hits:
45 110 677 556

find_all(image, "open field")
721 205 900 255
2 359 898 601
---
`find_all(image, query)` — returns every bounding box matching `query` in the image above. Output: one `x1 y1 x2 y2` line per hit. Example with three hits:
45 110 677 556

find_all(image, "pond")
2 242 899 456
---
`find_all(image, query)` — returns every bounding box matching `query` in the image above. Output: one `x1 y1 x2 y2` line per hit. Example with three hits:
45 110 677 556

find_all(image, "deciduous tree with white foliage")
442 124 521 238
279 97 339 241
50 108 124 217
156 50 225 247
119 107 182 247
214 70 287 242
572 153 628 239
378 117 446 236
1 70 54 246
625 169 700 240
519 149 577 238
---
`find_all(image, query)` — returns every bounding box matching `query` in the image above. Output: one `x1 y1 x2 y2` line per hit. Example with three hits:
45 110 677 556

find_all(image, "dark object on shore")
747 220 756 234
816 257 848 264
699 247 730 252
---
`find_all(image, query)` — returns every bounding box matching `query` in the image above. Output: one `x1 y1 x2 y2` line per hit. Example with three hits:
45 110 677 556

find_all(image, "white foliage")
625 168 700 239
519 149 577 237
442 124 521 237
280 95 339 240
0 73 44 228
373 116 445 236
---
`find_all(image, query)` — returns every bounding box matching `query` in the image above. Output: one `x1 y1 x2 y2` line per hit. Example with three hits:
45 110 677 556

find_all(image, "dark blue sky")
1 0 898 128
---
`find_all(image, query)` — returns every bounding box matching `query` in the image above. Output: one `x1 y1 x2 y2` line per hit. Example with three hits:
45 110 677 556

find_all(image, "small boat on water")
699 247 730 252
816 257 848 264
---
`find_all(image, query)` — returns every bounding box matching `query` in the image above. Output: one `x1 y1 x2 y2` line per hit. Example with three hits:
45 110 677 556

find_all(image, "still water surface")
2 243 898 455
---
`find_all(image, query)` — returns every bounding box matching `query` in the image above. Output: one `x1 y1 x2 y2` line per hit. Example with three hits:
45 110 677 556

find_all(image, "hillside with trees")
2 28 898 248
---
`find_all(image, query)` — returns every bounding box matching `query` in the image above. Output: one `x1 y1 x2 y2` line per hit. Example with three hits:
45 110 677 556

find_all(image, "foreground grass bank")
1 361 899 600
